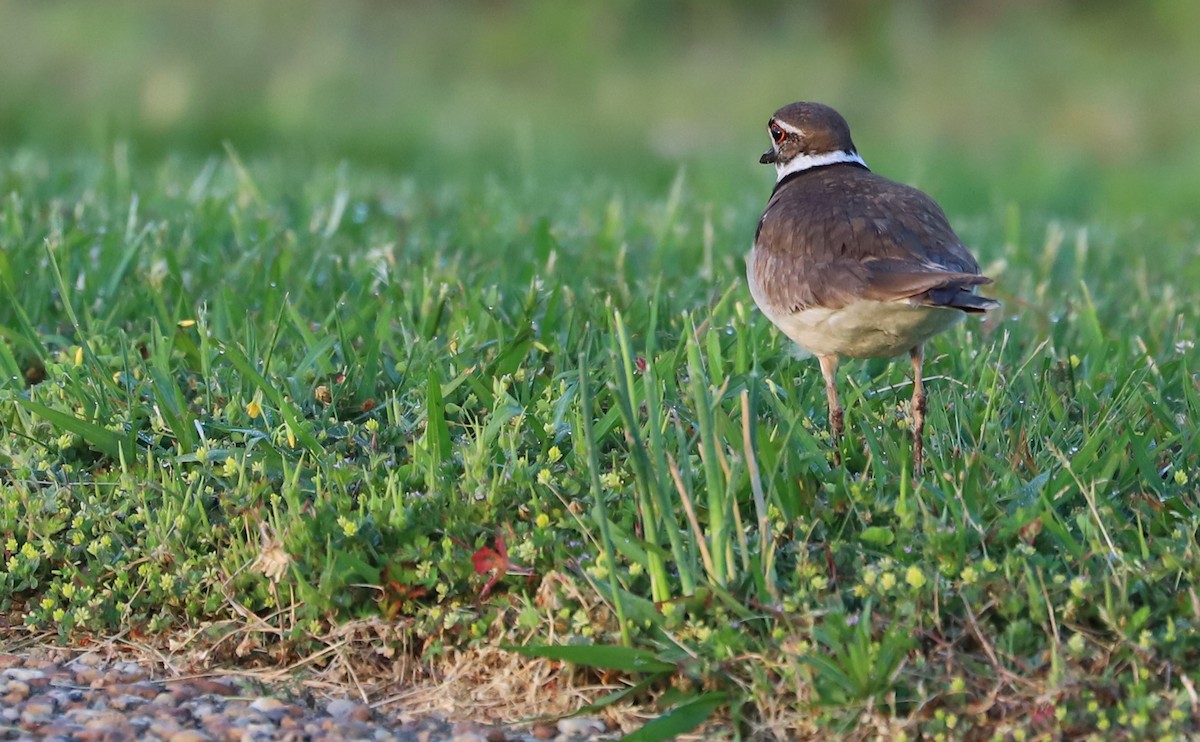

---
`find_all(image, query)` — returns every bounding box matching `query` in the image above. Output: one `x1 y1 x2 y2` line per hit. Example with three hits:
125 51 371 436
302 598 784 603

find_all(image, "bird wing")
752 166 994 315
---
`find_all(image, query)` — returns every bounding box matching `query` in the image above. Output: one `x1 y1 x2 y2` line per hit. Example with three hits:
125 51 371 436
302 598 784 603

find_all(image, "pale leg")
817 355 844 461
910 345 926 475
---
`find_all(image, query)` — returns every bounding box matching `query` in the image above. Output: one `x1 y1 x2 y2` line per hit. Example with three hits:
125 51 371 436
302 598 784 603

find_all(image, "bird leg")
817 354 844 463
910 345 926 475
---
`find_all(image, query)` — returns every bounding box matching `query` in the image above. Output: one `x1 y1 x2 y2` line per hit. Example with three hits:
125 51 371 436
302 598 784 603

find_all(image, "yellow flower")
246 399 262 419
1070 575 1088 599
547 446 562 463
905 566 926 589
880 572 897 591
535 513 550 529
337 516 359 537
960 566 978 585
537 468 553 486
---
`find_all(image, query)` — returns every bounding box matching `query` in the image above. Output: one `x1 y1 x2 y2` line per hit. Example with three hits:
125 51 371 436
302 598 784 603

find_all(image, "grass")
3 2 1200 739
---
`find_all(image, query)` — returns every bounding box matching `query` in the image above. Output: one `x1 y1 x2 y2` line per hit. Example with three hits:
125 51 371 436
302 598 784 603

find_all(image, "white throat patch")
775 150 867 182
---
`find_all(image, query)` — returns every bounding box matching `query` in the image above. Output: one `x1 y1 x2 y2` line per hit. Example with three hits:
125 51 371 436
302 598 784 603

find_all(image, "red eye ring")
769 123 786 144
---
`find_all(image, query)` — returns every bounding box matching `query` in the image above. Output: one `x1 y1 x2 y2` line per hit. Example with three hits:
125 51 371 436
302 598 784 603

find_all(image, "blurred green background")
1 0 1198 217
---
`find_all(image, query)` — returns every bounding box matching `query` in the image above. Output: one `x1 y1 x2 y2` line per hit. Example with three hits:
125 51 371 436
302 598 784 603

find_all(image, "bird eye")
769 123 786 144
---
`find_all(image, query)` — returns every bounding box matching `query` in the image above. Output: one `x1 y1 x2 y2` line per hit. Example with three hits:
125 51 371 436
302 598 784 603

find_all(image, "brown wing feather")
752 165 990 315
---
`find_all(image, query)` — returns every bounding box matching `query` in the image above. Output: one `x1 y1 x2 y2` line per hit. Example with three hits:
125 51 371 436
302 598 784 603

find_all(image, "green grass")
3 2 1200 739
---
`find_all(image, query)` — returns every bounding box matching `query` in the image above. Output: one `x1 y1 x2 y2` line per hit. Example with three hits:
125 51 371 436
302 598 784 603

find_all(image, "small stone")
250 696 286 713
73 666 101 684
557 716 606 736
110 694 148 710
531 721 557 740
4 667 44 681
187 720 224 741
148 719 184 738
50 686 87 706
0 654 23 670
169 731 212 742
40 723 83 738
114 661 144 676
327 698 371 721
246 721 280 736
21 701 56 723
167 683 200 703
108 681 160 699
326 698 354 716
450 734 487 742
191 677 240 696
4 679 30 699
83 710 128 727
0 707 17 721
71 652 105 667
485 729 508 742
24 693 59 710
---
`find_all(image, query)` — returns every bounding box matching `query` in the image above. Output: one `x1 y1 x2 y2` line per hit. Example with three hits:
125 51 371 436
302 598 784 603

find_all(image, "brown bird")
747 102 998 473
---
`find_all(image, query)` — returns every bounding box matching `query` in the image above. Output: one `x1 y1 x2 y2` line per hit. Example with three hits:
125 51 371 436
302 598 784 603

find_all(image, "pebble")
4 666 47 681
249 696 285 713
0 654 616 741
327 697 373 721
557 717 606 736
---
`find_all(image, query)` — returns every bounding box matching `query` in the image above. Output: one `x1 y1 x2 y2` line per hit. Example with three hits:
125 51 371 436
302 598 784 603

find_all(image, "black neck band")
771 160 870 195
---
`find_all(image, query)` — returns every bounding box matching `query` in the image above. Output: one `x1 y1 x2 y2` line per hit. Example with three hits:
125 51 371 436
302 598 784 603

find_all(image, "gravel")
0 653 615 742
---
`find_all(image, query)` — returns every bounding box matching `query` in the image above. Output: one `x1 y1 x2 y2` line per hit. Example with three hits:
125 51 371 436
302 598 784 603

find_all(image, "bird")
746 102 998 474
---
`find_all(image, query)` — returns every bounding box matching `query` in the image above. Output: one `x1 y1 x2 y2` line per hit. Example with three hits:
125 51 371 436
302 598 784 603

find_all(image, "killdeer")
747 102 998 473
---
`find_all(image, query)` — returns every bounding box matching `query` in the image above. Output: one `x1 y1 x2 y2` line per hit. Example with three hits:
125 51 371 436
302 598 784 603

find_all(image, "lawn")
2 2 1200 739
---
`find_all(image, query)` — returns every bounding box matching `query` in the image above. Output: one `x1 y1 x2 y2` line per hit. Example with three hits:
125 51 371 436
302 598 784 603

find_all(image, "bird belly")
766 300 964 359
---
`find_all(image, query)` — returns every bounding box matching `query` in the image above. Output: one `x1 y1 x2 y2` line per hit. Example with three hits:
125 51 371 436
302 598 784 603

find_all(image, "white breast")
746 251 963 359
768 300 962 358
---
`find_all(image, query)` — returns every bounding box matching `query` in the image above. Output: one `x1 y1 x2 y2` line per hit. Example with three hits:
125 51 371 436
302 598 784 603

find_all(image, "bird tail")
926 282 1000 314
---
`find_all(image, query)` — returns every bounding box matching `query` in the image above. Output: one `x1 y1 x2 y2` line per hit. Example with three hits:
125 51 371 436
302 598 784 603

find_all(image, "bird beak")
759 148 777 164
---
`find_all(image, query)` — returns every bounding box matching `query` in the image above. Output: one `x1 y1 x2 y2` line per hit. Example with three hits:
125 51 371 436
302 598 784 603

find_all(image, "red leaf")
472 545 507 575
470 533 533 598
